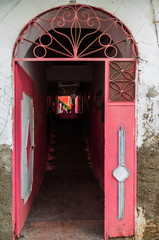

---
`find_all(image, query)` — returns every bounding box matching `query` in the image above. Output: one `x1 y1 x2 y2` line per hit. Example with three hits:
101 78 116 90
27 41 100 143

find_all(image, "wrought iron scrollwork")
13 5 138 58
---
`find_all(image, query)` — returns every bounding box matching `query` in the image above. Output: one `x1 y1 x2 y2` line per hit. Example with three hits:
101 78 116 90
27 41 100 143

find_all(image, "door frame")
12 57 137 240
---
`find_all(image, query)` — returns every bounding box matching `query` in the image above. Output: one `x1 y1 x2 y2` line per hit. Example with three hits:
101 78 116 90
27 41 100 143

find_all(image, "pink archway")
12 4 138 240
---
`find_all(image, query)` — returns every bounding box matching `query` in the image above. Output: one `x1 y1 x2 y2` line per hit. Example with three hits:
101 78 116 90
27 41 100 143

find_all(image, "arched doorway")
12 4 138 240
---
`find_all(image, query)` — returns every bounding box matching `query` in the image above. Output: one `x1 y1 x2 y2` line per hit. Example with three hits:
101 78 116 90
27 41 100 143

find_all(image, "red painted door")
14 63 35 236
14 63 47 237
104 59 136 239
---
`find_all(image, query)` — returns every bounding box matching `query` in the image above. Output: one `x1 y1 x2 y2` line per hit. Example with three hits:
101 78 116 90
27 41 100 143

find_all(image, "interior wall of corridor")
0 1 159 239
83 62 105 188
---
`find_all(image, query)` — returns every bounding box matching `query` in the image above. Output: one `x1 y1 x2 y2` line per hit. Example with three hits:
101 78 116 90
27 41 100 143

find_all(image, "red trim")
13 58 136 63
12 60 16 240
104 60 109 240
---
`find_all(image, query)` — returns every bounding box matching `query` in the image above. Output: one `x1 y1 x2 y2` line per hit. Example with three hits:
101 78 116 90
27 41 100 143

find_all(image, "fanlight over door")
13 4 138 59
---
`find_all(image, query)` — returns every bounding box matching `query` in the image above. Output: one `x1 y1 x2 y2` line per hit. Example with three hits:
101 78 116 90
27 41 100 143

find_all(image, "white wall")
20 61 47 98
0 0 159 146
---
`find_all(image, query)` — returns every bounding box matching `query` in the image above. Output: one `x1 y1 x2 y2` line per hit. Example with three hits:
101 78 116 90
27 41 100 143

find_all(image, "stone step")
20 220 104 240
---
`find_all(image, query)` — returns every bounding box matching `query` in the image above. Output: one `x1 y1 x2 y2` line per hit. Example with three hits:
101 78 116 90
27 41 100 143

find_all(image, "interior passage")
21 118 104 240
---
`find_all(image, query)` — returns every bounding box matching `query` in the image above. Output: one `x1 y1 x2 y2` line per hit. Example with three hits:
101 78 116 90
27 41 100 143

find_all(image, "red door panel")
15 63 35 236
104 59 136 239
106 105 135 237
14 63 47 237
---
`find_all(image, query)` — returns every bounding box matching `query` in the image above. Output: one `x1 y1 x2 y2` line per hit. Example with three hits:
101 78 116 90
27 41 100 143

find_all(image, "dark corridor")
21 118 104 240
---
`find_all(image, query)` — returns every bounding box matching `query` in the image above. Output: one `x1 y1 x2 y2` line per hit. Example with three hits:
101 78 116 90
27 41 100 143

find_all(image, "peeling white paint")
135 207 147 240
0 0 158 147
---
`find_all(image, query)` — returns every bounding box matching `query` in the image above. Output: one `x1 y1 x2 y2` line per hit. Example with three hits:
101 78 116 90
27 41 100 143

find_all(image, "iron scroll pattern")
13 5 138 58
109 61 136 102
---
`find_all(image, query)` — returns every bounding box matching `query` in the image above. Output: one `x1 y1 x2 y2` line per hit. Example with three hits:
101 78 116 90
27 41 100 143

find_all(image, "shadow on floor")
21 119 104 240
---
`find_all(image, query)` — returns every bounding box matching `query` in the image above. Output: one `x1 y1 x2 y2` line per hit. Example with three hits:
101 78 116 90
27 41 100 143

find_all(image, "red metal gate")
12 4 138 239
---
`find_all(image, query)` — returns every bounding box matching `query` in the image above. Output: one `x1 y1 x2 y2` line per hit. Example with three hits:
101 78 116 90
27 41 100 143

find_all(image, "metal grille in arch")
13 5 138 58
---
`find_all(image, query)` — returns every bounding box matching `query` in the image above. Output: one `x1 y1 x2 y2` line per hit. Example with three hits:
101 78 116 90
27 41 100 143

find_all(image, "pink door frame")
12 57 137 240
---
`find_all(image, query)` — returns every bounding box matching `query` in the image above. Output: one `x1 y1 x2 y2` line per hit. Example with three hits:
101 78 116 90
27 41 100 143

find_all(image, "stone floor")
20 119 104 240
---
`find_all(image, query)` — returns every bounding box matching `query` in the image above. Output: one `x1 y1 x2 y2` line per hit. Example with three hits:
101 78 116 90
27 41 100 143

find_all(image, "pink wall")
88 110 104 187
75 96 78 113
14 63 47 237
84 62 105 188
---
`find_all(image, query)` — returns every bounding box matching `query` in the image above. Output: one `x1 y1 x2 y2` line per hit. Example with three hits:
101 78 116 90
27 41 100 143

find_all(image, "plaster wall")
0 0 159 239
0 0 158 146
0 144 12 240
